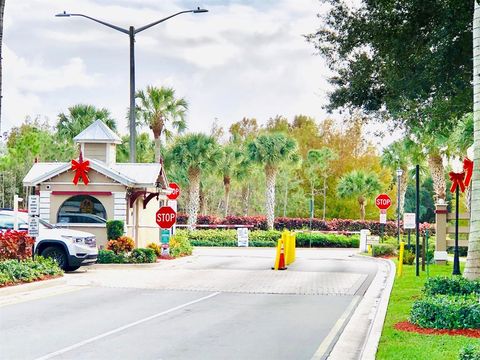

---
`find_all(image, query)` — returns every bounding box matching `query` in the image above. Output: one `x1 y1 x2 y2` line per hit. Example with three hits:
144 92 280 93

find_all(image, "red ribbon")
71 158 90 185
463 158 473 187
449 171 465 193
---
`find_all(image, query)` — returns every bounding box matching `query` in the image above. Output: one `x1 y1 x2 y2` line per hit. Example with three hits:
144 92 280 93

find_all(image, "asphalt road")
0 248 378 360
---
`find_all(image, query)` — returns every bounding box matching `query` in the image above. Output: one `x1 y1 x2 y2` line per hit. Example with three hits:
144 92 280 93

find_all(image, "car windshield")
39 218 55 229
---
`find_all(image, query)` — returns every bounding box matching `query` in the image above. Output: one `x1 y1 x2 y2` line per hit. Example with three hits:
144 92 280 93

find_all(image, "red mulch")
395 321 480 338
0 274 62 288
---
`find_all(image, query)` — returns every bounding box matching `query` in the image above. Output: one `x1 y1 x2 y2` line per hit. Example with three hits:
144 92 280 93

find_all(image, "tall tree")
136 86 188 162
0 0 5 133
116 132 155 163
465 1 480 280
57 104 117 141
218 143 243 217
247 133 299 229
337 171 382 220
167 133 221 226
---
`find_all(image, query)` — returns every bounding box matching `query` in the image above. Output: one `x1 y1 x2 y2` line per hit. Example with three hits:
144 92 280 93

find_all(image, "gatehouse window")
57 195 107 224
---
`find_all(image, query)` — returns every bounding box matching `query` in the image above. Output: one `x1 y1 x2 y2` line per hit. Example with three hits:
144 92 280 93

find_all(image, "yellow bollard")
291 232 296 263
282 230 290 264
397 241 405 277
273 238 282 270
368 244 372 255
286 232 296 265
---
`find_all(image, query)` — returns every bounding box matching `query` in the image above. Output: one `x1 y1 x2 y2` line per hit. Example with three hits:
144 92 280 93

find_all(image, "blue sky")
3 0 388 145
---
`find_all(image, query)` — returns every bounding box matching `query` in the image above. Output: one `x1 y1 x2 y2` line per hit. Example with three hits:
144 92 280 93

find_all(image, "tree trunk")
242 184 250 216
465 0 480 280
187 168 201 226
265 165 277 229
152 122 163 163
358 196 366 220
0 0 4 133
223 176 231 217
154 135 161 163
427 152 446 202
322 176 327 220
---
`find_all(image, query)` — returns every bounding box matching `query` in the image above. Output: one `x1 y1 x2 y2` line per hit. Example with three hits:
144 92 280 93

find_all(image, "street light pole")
396 168 403 245
56 8 208 163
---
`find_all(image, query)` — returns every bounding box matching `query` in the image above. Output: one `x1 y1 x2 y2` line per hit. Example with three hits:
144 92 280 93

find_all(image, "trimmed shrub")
97 249 126 264
0 230 35 260
423 276 480 296
170 233 193 258
106 236 135 254
372 244 396 257
296 233 359 248
0 257 63 285
460 344 480 360
402 249 415 265
106 220 124 240
130 248 157 263
410 294 480 329
147 243 162 257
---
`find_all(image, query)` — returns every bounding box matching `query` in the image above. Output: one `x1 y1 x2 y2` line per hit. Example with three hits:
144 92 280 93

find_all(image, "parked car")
0 210 98 271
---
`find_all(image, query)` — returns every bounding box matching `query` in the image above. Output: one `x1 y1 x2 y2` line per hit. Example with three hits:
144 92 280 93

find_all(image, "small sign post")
28 195 40 260
156 206 177 257
375 194 391 242
403 212 416 248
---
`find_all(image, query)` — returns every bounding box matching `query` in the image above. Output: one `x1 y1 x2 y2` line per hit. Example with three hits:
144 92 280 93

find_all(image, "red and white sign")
167 182 180 200
156 206 177 229
375 194 391 210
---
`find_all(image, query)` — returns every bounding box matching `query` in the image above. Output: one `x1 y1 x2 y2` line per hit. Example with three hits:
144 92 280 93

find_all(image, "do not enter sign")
156 206 177 229
375 194 392 210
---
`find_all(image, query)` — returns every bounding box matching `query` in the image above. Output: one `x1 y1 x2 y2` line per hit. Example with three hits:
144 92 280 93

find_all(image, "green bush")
0 257 63 285
296 233 359 248
147 243 162 257
106 220 124 240
459 344 480 360
402 249 415 265
423 276 480 296
130 248 157 263
410 294 480 329
372 244 396 257
97 249 126 264
170 233 193 258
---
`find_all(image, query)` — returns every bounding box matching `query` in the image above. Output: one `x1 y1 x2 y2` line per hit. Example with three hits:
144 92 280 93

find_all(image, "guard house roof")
73 120 122 144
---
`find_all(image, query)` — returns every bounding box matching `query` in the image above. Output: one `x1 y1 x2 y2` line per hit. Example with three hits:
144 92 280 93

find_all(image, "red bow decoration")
449 171 465 193
463 158 473 187
71 152 90 185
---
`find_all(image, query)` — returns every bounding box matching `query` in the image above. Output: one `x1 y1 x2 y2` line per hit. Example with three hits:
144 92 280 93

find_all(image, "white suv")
0 210 98 271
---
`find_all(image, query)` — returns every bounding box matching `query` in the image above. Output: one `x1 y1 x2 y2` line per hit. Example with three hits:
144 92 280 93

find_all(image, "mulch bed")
0 274 62 288
395 321 480 338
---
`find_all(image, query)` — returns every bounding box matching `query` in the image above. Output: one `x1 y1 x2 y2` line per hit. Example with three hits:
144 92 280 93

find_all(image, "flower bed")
0 257 63 287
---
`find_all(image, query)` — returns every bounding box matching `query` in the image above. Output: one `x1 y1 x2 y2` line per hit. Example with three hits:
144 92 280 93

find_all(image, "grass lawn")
376 261 477 360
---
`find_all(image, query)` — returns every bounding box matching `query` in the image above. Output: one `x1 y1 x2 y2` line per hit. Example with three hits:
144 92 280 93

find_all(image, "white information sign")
403 213 416 229
28 195 40 216
237 228 249 247
379 213 387 224
366 235 380 245
28 216 40 237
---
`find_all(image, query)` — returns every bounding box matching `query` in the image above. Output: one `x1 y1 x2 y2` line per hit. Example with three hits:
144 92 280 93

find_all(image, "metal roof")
73 120 121 144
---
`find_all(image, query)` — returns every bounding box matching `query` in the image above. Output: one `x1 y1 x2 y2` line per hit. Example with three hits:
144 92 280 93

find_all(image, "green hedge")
0 257 63 285
410 294 480 329
97 249 157 264
372 244 396 257
170 233 193 258
460 344 480 360
177 229 359 248
423 276 480 297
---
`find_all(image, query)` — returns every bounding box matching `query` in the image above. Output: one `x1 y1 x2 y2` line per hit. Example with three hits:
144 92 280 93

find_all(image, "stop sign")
167 182 180 200
156 206 177 228
375 194 392 210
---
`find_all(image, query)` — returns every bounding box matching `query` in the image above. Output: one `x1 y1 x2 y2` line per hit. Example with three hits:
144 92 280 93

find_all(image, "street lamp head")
55 11 71 17
193 7 208 13
396 168 403 177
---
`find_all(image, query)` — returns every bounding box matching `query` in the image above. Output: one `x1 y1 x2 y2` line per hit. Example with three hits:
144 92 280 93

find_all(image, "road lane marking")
34 291 221 360
311 295 361 360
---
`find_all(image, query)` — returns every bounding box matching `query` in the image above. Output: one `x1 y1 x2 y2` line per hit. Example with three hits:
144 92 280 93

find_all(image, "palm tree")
136 86 187 162
167 133 221 226
247 133 299 229
218 143 243 217
57 104 117 140
337 170 382 220
116 132 155 163
305 148 337 220
465 2 480 280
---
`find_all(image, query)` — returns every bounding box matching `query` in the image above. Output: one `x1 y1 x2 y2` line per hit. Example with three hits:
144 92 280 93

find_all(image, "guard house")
23 120 170 248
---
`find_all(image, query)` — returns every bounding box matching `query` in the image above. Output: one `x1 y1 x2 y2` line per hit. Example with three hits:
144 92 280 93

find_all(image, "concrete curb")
0 276 67 296
327 255 396 360
360 258 396 359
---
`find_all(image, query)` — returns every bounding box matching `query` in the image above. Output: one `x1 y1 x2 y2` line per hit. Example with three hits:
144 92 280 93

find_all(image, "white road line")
34 291 221 360
311 295 361 360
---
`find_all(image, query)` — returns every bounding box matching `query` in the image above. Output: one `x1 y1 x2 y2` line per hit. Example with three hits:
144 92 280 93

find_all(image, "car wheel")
65 266 80 272
41 246 68 270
